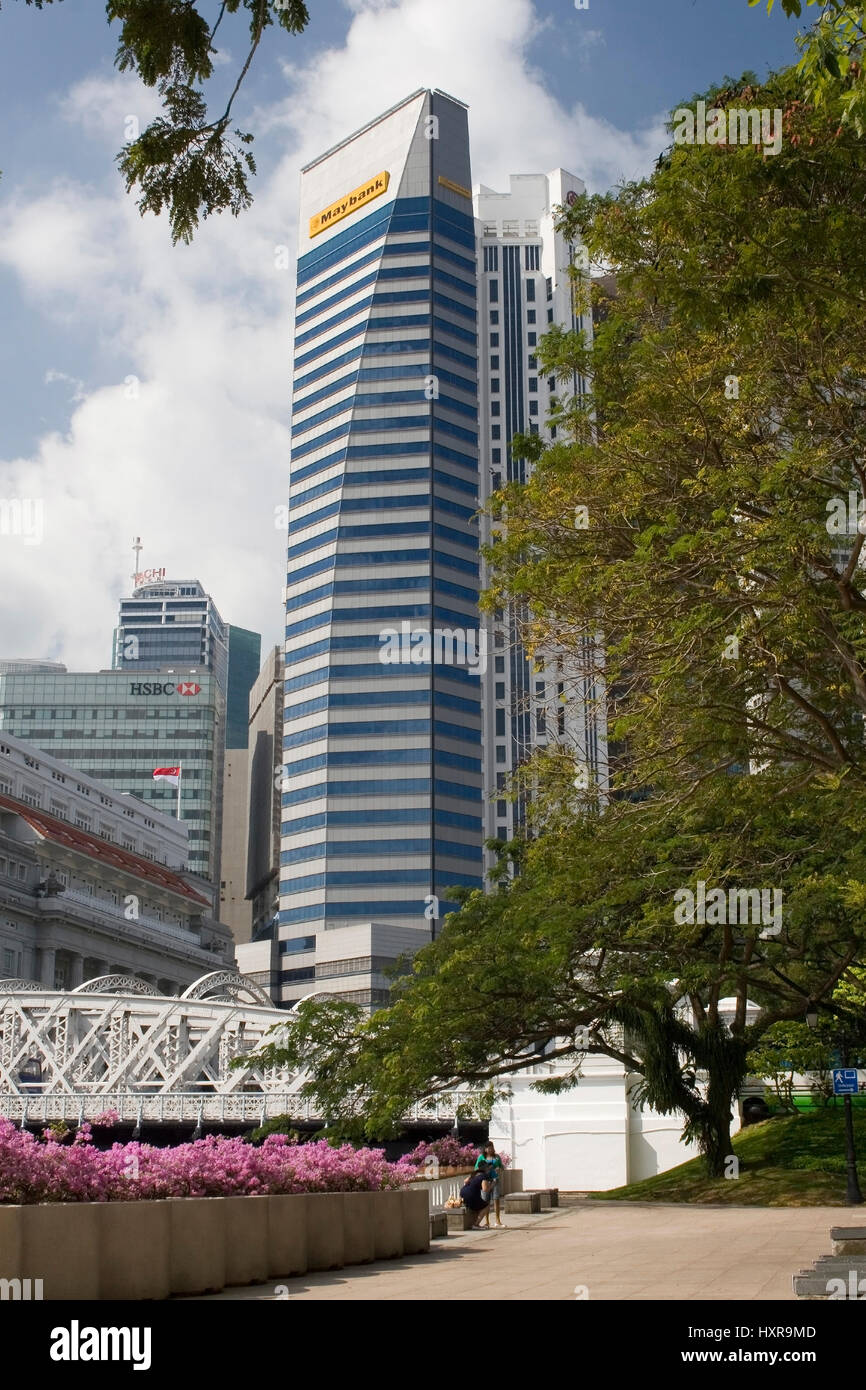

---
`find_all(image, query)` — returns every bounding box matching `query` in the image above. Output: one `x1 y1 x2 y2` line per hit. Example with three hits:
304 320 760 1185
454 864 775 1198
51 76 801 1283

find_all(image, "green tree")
751 1 866 132
244 774 866 1175
2 0 311 242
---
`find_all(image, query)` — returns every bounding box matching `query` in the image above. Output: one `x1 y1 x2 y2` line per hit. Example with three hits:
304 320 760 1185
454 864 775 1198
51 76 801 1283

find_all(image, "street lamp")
806 1005 863 1206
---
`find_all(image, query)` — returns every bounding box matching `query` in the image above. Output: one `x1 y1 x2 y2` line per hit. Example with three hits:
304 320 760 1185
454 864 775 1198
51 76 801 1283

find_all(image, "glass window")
525 280 536 302
495 657 505 673
491 425 500 439
547 308 554 322
495 681 505 699
491 402 500 417
492 448 501 464
527 309 536 324
489 310 499 325
490 333 499 347
495 709 506 735
529 401 539 416
489 280 499 303
491 378 500 393
529 378 538 392
528 333 536 346
496 746 507 763
490 355 499 370
528 355 537 369
497 799 508 816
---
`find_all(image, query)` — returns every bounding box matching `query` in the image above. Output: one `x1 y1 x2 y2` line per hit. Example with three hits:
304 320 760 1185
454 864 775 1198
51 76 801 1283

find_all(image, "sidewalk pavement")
191 1201 842 1301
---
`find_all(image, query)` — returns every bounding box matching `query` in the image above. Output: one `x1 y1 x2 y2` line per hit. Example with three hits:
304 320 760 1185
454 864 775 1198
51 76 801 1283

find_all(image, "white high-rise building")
474 173 607 850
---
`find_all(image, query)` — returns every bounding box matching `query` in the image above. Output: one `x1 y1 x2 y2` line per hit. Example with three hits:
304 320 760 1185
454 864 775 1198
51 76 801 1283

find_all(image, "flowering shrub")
396 1138 511 1171
0 1119 410 1204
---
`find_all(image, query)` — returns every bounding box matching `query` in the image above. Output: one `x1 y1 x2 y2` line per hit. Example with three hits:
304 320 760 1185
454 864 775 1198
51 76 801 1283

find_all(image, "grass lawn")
594 1105 866 1206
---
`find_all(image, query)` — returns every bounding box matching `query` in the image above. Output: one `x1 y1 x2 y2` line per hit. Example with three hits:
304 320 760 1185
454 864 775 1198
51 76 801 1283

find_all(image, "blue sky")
0 0 806 666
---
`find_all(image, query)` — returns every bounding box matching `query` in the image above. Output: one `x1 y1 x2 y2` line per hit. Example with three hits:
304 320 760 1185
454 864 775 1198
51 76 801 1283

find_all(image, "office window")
527 332 537 346
525 279 536 301
525 245 540 270
483 245 499 271
495 656 505 674
527 309 536 324
529 422 539 434
496 773 506 790
529 401 539 416
490 310 499 325
537 710 546 734
491 402 500 417
494 631 505 648
490 333 499 347
489 280 499 303
548 376 556 391
2 948 15 973
546 277 553 300
495 682 505 700
492 448 501 464
547 308 554 322
529 378 538 393
492 425 501 439
528 355 537 370
535 680 545 697
497 826 508 841
495 709 506 736
496 746 507 763
497 800 508 817
491 378 500 393
491 471 502 490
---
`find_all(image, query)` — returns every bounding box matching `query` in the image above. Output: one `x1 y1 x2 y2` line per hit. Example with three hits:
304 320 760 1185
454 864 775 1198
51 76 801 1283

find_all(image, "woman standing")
474 1142 504 1227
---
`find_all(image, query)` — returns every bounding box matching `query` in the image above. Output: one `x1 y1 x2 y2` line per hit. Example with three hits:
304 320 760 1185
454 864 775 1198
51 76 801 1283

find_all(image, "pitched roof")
0 793 211 908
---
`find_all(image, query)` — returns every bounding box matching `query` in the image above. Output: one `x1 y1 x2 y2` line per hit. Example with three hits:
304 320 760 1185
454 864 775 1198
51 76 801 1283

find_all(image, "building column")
40 947 56 989
68 954 85 988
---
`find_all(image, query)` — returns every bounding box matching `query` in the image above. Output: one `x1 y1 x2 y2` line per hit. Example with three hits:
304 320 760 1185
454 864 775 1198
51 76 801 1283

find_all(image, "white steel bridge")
0 975 486 1128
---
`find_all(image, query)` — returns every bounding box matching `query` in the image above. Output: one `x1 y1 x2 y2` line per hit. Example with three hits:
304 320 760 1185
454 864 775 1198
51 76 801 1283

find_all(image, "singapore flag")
152 766 181 787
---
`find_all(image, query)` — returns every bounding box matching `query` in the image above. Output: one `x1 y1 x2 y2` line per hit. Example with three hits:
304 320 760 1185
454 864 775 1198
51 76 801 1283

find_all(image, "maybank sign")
309 171 390 238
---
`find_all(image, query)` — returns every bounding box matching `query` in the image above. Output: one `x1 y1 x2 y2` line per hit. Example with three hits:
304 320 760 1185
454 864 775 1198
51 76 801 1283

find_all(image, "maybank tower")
277 90 483 1007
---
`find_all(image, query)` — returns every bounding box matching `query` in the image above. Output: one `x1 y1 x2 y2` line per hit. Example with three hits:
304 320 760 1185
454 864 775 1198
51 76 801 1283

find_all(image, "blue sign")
832 1068 858 1096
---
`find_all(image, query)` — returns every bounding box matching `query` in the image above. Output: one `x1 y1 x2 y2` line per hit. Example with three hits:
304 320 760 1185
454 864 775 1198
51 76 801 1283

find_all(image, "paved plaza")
195 1201 841 1302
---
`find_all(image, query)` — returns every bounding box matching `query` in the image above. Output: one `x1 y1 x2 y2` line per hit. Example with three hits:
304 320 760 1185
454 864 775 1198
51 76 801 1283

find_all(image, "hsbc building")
0 667 224 899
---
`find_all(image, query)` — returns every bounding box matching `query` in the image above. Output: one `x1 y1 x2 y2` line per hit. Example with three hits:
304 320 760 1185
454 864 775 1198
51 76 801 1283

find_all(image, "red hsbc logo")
177 682 201 696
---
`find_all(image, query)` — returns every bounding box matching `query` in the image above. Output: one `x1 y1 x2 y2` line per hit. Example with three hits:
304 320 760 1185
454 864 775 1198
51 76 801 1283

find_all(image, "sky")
0 0 805 671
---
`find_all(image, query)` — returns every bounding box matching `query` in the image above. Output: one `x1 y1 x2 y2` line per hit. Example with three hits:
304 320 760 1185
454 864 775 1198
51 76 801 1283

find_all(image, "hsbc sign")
129 681 202 696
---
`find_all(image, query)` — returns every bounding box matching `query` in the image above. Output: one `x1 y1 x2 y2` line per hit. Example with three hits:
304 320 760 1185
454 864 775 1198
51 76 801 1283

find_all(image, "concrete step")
429 1211 449 1239
831 1227 866 1255
504 1192 541 1214
527 1188 559 1209
793 1271 866 1299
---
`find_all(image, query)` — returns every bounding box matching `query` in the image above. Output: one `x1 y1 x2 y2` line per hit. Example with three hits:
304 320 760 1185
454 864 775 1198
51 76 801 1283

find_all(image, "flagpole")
177 763 182 820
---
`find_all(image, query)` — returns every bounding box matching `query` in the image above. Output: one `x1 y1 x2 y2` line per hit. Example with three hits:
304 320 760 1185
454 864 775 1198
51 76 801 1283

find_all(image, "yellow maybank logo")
309 172 390 238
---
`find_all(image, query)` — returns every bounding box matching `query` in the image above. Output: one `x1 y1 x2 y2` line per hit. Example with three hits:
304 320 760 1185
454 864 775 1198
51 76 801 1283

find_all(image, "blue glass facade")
278 90 483 1003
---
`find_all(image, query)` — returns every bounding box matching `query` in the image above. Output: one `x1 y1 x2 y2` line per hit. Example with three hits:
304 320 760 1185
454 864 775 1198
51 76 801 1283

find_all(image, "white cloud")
0 0 664 673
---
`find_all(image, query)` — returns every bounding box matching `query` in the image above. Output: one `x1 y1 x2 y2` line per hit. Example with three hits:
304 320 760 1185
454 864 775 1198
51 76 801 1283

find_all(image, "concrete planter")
342 1191 376 1265
305 1193 346 1272
167 1197 227 1295
371 1190 404 1260
401 1188 430 1255
267 1193 309 1277
0 1188 424 1299
98 1200 170 1301
22 1202 100 1301
224 1194 269 1286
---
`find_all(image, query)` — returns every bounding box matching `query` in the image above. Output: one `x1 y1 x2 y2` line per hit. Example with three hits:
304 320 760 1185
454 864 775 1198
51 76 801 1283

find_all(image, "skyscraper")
278 89 484 1006
113 577 230 691
0 668 224 896
475 173 607 848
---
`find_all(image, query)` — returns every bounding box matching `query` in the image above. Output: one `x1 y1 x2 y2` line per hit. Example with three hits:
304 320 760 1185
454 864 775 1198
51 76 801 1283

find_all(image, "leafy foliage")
4 0 311 241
